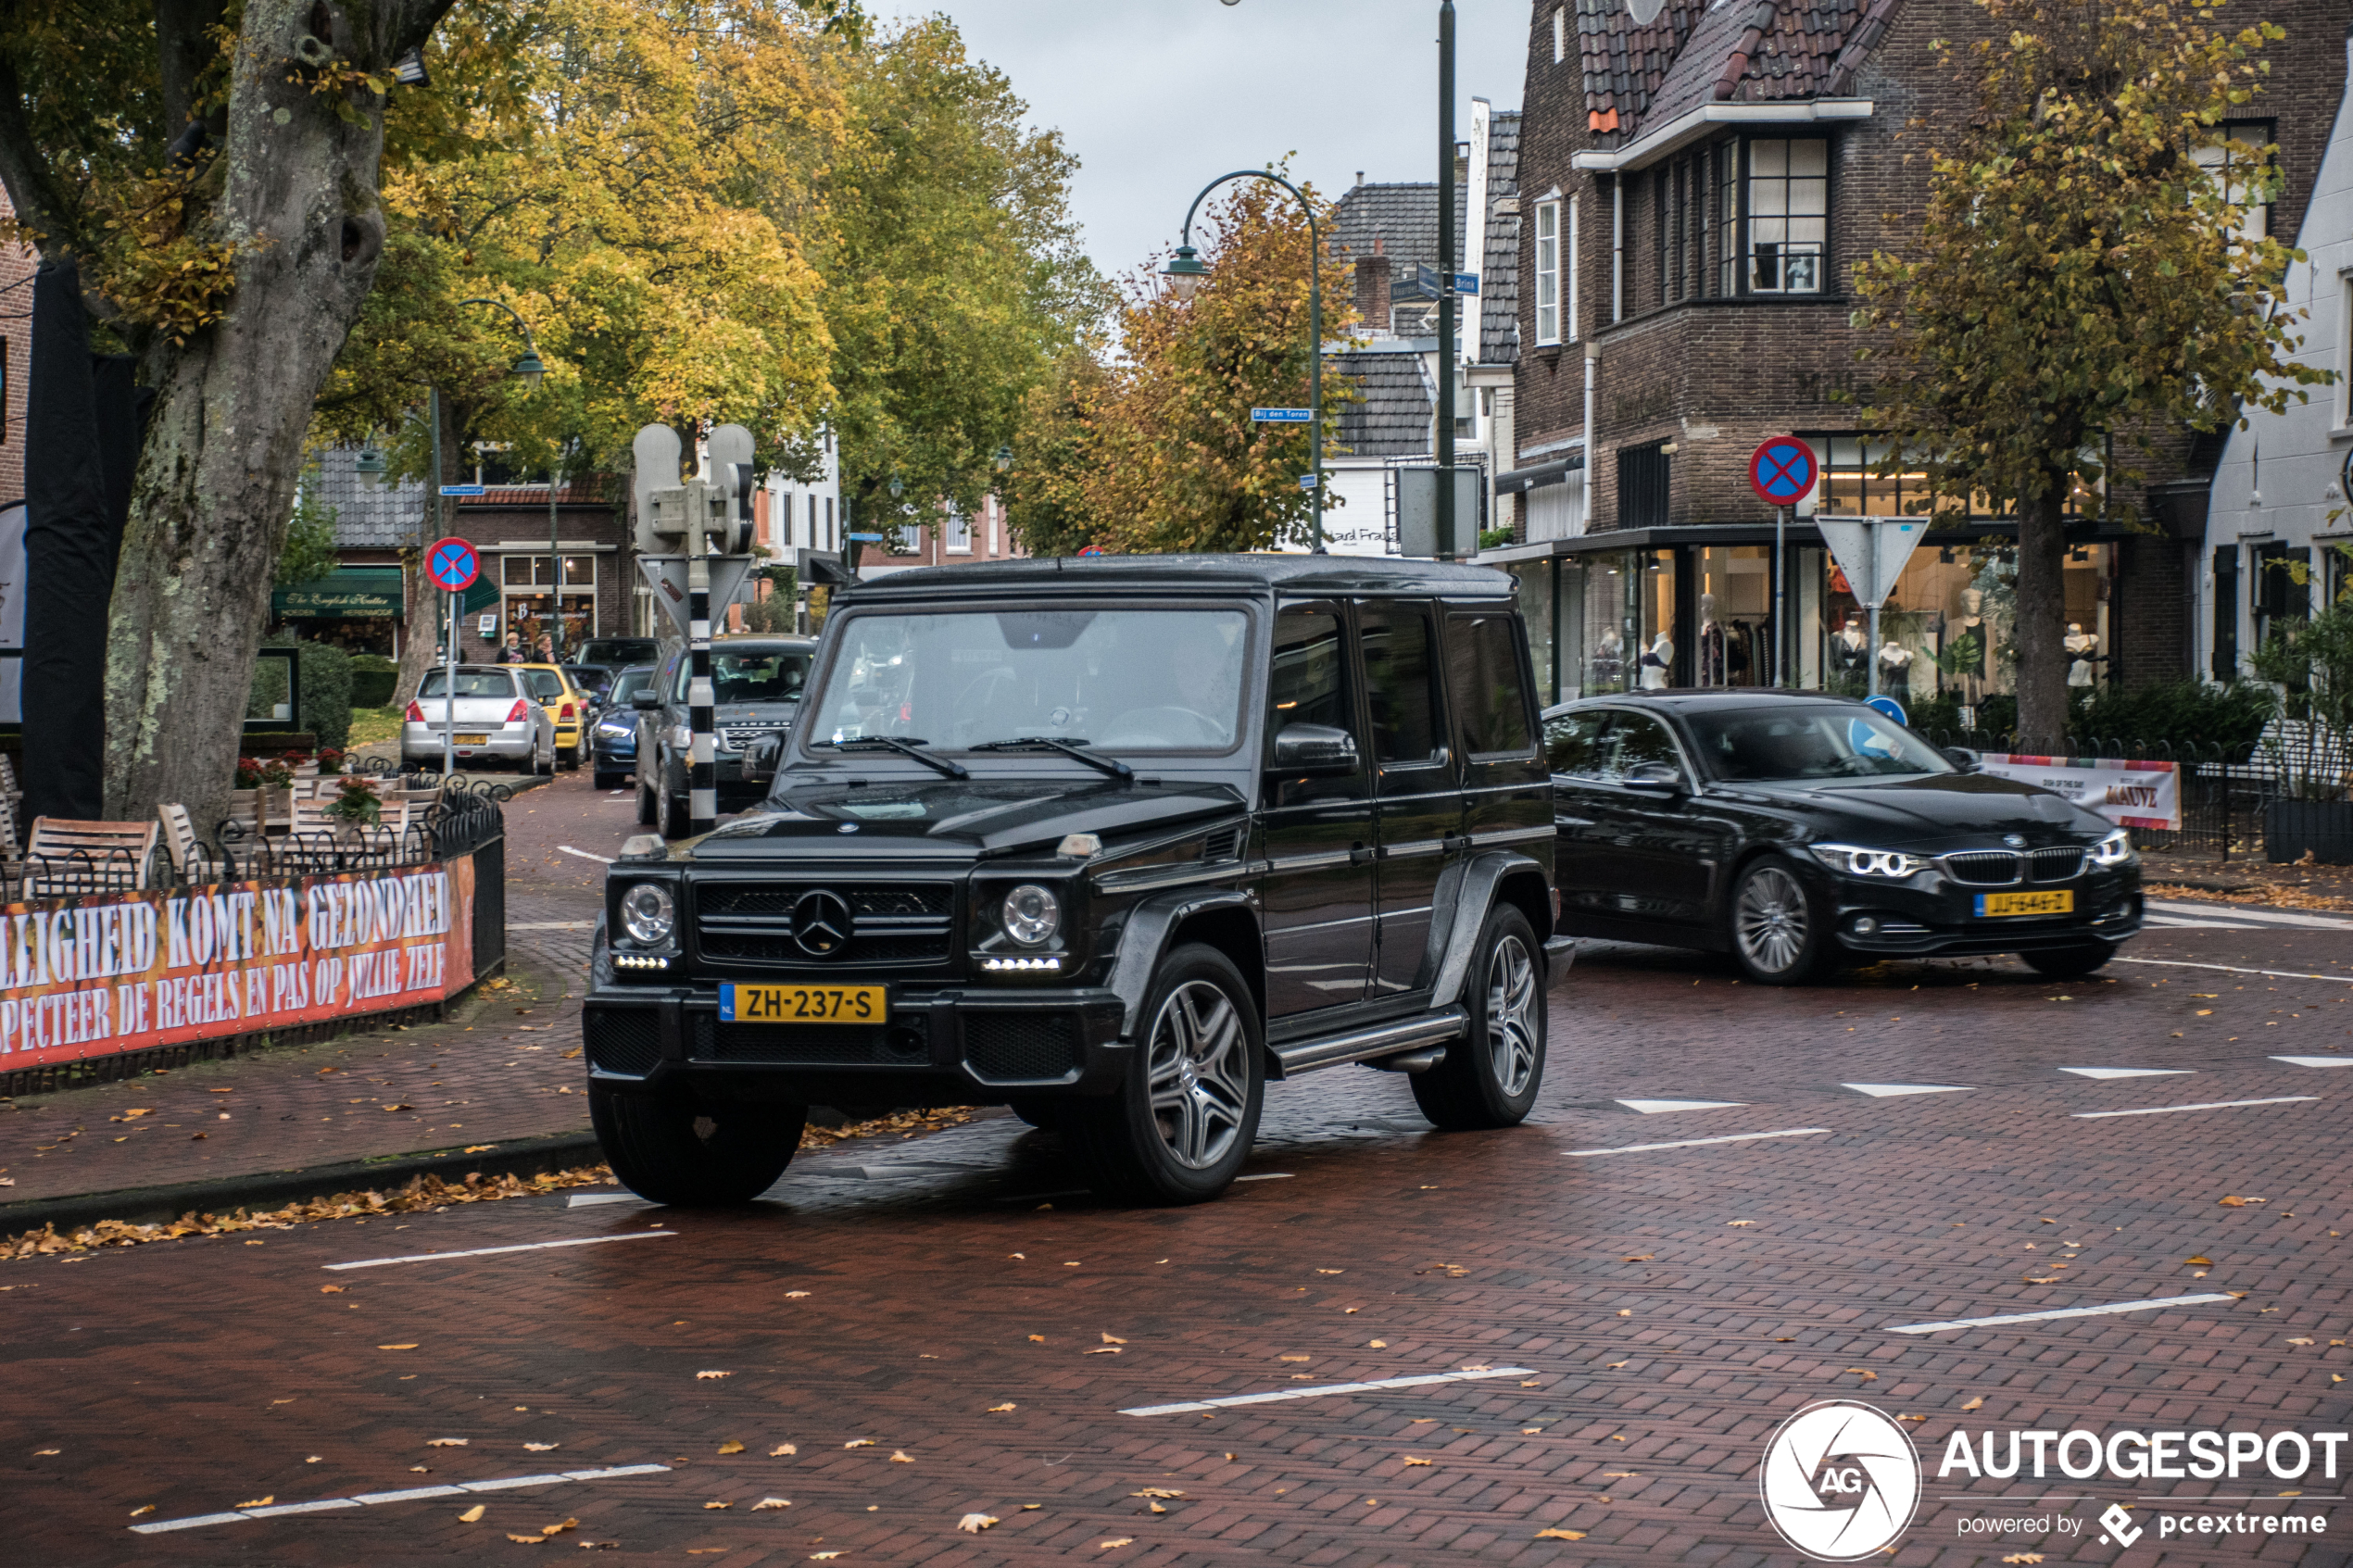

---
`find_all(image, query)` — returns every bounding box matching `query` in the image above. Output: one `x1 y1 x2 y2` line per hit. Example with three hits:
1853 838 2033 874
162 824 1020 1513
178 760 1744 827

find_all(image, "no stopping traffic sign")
427 536 480 593
1749 436 1818 508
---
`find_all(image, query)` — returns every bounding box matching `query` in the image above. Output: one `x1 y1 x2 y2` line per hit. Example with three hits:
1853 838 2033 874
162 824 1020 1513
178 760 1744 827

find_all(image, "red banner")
0 858 477 1071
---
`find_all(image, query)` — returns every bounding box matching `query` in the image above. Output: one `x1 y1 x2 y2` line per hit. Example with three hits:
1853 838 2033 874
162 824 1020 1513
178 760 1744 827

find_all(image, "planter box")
2265 798 2353 864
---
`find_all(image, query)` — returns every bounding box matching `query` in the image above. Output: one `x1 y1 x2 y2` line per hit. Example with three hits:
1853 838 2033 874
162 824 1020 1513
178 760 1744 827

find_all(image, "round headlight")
1000 884 1061 947
621 883 675 946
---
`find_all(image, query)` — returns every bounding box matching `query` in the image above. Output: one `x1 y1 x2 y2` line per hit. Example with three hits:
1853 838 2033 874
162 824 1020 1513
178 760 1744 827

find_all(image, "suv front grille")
691 881 956 970
585 1009 661 1076
718 726 783 753
964 1014 1081 1083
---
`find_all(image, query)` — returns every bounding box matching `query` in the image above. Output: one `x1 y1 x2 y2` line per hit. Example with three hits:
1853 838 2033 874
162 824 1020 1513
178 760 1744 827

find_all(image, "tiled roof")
309 445 425 549
1329 348 1435 458
1330 182 1470 285
1580 0 1899 142
1480 111 1523 366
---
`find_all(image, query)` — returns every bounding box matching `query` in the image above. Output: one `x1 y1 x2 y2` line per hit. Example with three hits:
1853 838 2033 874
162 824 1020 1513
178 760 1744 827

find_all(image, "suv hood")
1721 771 2108 850
678 776 1246 859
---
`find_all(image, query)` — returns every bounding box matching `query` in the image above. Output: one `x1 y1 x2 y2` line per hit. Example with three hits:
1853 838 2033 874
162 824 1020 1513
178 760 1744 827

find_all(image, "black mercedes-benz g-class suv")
582 555 1567 1206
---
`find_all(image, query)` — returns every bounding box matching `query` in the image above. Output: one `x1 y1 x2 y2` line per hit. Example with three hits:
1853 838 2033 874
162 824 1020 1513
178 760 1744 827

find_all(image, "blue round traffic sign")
1076 545 1104 558
1864 694 1908 726
1749 436 1818 507
427 536 480 593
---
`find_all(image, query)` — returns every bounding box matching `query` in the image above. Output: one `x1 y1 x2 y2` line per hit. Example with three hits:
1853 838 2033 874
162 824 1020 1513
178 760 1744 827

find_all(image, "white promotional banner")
1973 753 2181 831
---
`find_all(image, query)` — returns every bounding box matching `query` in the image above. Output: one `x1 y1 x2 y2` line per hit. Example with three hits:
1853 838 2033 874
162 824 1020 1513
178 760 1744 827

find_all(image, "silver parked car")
403 665 558 772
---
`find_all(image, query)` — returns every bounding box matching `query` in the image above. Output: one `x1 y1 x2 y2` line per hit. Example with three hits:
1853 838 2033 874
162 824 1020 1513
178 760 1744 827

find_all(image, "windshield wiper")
970 736 1133 783
817 735 969 780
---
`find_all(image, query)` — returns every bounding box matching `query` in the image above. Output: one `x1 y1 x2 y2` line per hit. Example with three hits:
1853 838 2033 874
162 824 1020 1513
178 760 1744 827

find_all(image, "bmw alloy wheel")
1146 980 1250 1170
1735 865 1809 974
1485 933 1540 1098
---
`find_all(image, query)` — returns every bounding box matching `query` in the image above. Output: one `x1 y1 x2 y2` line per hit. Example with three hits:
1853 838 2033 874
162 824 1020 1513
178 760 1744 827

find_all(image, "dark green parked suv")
584 555 1567 1207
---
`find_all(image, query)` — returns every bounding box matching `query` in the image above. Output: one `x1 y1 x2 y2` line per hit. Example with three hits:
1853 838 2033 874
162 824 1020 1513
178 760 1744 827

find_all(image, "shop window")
1694 546 1772 687
1746 139 1827 295
1618 442 1669 528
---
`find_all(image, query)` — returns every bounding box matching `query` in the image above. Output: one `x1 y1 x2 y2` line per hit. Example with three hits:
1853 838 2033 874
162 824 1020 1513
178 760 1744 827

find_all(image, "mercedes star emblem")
791 889 854 958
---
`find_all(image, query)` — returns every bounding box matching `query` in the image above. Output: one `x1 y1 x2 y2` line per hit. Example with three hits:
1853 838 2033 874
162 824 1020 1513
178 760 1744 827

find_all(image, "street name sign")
438 483 486 497
1252 408 1313 423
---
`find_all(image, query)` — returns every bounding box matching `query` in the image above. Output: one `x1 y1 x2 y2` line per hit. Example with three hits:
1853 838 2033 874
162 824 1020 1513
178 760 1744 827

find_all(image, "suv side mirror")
1942 746 1980 773
1271 722 1360 776
1620 760 1686 796
741 733 784 786
630 690 661 711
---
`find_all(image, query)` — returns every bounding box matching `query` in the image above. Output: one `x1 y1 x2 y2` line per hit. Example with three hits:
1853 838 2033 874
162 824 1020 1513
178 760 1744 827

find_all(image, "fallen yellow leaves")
235 1497 274 1510
957 1513 1000 1533
843 1439 875 1449
378 1344 420 1351
988 1403 1016 1413
426 1438 469 1449
2288 1338 2316 1347
1622 1254 1655 1262
542 1518 577 1537
1369 1339 1389 1348
1083 1347 1122 1356
1131 1488 1184 1499
769 1444 797 1457
718 1440 745 1455
1844 1369 1878 1382
2220 1196 2265 1207
1402 1456 1432 1467
1316 1268 1343 1274
505 1533 545 1546
1027 1334 1046 1343
890 1451 913 1463
703 1501 730 1511
320 1285 344 1295
1535 1527 1587 1540
459 1505 486 1524
2186 1256 2215 1267
1100 1333 1126 1345
1098 1539 1133 1549
811 1554 843 1562
1961 1396 1984 1411
1728 1220 1755 1227
753 1497 790 1510
696 1371 731 1381
523 1443 560 1452
1278 1355 1309 1362
2001 1555 2045 1565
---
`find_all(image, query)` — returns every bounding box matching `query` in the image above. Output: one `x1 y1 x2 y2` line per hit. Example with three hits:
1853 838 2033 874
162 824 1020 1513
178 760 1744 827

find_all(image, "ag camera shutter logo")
1760 1400 1922 1561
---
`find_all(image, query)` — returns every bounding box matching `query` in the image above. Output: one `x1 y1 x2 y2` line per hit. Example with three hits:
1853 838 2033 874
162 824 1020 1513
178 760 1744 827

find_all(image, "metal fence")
1920 731 2275 862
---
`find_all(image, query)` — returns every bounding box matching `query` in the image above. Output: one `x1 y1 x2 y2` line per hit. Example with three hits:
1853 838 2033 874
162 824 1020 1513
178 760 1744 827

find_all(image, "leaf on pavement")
320 1285 344 1294
1083 1347 1121 1355
1623 1254 1654 1262
752 1498 790 1511
2185 1257 2215 1267
703 1500 730 1510
427 1438 469 1448
1369 1340 1388 1348
380 1344 420 1351
1131 1488 1184 1499
525 1443 560 1452
696 1371 731 1380
235 1497 273 1509
382 1104 412 1112
2001 1556 2044 1565
129 1506 155 1519
460 1505 486 1523
843 1439 875 1449
1728 1220 1755 1227
1098 1540 1133 1549
1101 1333 1127 1344
1316 1268 1343 1274
718 1440 745 1455
1278 1355 1309 1362
1961 1396 1984 1411
2220 1196 2251 1207
890 1451 913 1463
1606 1361 1629 1369
1402 1456 1432 1466
769 1444 797 1457
2022 1275 2059 1285
812 1553 843 1561
542 1520 577 1537
2287 1338 2315 1346
988 1403 1016 1413
1844 1369 1878 1381
957 1513 999 1533
504 1534 545 1545
1535 1527 1586 1540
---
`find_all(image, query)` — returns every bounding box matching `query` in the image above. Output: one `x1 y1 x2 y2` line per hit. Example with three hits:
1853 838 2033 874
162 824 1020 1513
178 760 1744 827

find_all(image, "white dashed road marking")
1843 1083 1974 1098
1566 1128 1830 1157
2115 958 2353 983
2072 1096 2319 1120
2059 1067 2194 1079
2274 1056 2353 1068
324 1232 674 1271
558 846 616 865
1886 1294 2239 1336
1121 1366 1538 1417
510 921 598 931
1615 1098 1747 1114
130 1465 673 1534
2146 900 2353 929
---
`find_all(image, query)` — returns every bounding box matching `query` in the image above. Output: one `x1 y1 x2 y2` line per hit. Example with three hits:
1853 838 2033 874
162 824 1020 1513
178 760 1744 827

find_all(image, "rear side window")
1359 603 1445 765
419 670 516 698
1445 616 1534 757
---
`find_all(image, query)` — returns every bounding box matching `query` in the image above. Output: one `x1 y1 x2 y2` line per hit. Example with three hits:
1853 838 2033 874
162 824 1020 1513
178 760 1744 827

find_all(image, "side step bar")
1273 1008 1466 1077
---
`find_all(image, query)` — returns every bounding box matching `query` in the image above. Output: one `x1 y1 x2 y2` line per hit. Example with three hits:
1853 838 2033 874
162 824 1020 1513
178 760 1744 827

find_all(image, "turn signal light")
507 699 529 723
405 700 424 722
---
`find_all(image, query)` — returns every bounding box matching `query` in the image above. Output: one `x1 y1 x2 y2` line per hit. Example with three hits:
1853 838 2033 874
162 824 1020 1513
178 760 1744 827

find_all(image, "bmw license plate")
1975 890 2073 918
722 984 887 1023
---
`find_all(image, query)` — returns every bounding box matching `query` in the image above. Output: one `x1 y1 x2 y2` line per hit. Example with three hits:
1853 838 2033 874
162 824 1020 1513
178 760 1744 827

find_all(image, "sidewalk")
0 889 599 1229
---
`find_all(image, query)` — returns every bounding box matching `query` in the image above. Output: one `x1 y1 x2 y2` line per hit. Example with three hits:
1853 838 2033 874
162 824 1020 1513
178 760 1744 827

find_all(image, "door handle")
1349 841 1375 867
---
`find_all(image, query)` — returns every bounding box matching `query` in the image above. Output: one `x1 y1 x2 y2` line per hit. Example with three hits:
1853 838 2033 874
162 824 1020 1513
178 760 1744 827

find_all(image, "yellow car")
516 663 594 769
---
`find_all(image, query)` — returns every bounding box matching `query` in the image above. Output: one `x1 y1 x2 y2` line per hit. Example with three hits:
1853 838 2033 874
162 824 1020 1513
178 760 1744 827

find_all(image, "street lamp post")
1161 170 1327 554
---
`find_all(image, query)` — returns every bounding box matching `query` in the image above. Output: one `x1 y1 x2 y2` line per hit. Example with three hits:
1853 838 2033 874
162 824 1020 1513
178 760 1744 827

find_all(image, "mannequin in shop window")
1831 616 1869 683
1697 594 1726 686
1640 632 1674 690
2064 623 2103 687
1878 638 1913 693
1593 626 1626 689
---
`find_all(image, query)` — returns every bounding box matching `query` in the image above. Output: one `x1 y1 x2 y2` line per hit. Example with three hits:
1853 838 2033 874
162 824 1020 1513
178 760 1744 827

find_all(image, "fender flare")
1106 888 1260 1038
1427 851 1551 1009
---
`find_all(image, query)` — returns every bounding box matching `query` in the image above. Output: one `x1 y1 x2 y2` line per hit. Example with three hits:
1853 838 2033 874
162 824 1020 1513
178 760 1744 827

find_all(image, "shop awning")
1498 452 1585 495
272 568 404 620
460 579 500 615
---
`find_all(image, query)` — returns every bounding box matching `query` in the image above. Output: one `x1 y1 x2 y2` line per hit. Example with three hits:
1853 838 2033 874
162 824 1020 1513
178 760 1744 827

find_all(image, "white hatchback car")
403 665 558 772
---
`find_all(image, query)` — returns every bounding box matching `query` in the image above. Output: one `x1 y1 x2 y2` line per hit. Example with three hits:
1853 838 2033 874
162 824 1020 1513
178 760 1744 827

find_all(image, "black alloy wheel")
1412 903 1547 1130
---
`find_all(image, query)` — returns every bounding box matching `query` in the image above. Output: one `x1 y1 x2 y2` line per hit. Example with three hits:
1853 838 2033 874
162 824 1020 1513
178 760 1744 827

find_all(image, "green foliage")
2069 680 2277 759
1477 526 1516 552
264 635 357 751
349 655 400 710
2254 609 2353 797
275 471 343 589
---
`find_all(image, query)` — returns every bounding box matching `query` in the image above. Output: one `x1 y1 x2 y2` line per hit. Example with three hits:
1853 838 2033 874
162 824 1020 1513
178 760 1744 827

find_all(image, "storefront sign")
0 859 476 1071
1972 754 2181 831
272 568 405 620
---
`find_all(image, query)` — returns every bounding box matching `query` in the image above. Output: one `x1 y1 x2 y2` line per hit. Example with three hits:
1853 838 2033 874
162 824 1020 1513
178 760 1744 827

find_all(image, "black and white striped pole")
686 550 717 834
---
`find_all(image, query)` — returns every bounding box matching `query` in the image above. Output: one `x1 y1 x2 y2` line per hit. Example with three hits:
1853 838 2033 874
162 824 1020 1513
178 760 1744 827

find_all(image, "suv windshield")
610 667 653 704
419 669 517 699
675 646 812 704
1686 704 1953 781
812 608 1250 752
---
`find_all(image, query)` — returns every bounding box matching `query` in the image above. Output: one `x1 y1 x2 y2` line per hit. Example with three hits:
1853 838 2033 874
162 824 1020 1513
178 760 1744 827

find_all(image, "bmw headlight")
620 883 675 946
1808 844 1924 879
2089 828 2136 868
1000 884 1061 947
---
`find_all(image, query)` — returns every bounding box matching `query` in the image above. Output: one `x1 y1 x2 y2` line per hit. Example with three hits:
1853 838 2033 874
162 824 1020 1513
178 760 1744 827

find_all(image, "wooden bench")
24 817 160 897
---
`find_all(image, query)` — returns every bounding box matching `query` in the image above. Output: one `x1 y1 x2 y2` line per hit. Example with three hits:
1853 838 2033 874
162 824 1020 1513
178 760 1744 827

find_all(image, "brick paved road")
5 842 2352 1564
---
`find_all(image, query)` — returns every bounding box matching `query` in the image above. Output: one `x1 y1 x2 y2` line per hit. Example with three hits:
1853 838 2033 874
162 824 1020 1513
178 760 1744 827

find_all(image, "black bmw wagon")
1542 691 2143 985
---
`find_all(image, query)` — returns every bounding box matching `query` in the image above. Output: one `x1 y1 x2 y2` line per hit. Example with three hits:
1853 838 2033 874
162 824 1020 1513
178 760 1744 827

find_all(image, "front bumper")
1816 863 2144 958
581 981 1130 1102
592 731 637 765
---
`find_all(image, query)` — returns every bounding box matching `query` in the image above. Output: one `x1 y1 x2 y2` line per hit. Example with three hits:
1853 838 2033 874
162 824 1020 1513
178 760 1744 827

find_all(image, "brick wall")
0 186 33 508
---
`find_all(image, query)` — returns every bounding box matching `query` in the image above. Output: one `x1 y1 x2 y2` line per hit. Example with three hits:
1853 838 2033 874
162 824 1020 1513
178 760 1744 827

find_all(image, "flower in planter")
324 777 383 826
317 747 346 777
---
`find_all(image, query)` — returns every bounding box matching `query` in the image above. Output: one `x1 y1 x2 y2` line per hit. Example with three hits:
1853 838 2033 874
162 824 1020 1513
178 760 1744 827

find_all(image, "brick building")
0 184 31 508
1491 0 2353 711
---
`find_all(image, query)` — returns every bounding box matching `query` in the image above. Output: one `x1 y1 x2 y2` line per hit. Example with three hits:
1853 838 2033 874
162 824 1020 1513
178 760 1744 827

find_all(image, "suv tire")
2020 942 2111 979
1729 855 1836 985
590 1085 804 1206
636 771 658 825
657 775 688 840
1412 903 1546 1131
1066 943 1263 1204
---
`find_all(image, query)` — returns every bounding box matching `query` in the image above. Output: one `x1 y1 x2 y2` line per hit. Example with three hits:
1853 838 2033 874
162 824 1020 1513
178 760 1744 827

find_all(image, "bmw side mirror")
1942 746 1980 773
1620 761 1686 796
742 733 784 786
1271 722 1360 776
630 690 661 711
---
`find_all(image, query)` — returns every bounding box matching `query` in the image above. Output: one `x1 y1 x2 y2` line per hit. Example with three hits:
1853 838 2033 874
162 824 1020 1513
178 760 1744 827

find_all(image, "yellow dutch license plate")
455 734 490 746
723 984 887 1024
1975 890 2073 918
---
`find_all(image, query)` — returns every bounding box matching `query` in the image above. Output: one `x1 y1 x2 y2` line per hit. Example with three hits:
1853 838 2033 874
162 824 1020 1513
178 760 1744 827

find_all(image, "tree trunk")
101 0 443 834
2013 478 2071 749
393 396 462 707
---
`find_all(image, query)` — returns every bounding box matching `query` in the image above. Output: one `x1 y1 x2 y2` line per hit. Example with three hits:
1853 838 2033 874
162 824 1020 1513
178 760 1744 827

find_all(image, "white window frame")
944 506 973 554
2339 271 2353 431
1567 196 1580 343
1534 199 1562 346
1554 6 1566 64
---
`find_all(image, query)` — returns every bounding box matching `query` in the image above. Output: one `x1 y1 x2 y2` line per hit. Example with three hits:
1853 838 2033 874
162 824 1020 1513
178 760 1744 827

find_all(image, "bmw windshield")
1685 704 1954 782
809 608 1251 753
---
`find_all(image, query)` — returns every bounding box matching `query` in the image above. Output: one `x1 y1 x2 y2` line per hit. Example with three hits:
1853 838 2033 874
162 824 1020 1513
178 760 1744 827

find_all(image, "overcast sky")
900 1 1534 290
